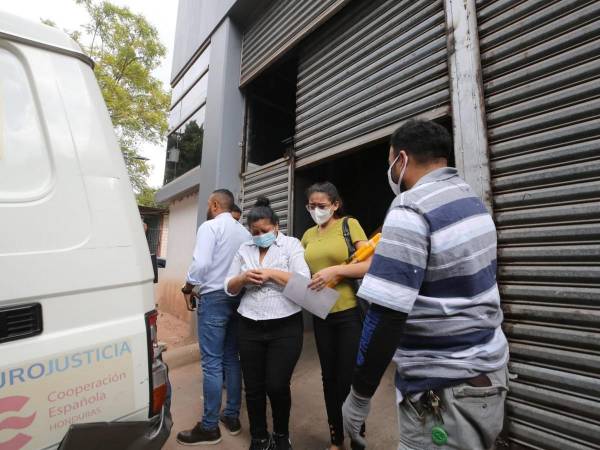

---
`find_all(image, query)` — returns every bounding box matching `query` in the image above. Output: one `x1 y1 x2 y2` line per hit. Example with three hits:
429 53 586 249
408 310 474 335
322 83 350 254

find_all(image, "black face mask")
206 209 213 221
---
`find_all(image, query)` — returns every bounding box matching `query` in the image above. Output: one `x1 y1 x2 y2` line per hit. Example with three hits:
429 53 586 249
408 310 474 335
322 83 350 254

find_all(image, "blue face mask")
253 231 277 248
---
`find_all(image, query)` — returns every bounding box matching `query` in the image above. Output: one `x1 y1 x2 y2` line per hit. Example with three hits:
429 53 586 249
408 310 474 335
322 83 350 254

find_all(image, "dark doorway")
292 115 454 239
293 141 395 240
244 56 298 170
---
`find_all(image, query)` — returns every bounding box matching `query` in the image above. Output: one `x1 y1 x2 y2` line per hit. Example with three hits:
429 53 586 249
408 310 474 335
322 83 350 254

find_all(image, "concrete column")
197 17 245 225
445 0 492 209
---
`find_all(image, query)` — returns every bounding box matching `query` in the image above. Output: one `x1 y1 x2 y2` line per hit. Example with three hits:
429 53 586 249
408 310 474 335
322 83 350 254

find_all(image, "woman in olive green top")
301 182 372 450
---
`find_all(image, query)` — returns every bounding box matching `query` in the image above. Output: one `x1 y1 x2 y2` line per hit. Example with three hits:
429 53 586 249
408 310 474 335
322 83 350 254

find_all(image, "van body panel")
1 41 153 301
0 12 86 59
0 316 148 448
0 13 170 450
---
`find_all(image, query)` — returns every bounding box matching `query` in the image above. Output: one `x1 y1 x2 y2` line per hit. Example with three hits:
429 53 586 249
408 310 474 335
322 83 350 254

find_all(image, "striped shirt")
225 232 311 320
357 167 509 401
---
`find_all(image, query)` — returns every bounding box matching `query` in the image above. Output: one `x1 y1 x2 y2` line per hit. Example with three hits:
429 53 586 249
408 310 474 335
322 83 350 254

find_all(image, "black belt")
466 373 492 387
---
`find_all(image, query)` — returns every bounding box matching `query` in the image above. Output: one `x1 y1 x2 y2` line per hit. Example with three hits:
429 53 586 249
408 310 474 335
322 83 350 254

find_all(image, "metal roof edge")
0 30 94 68
0 12 93 68
155 165 201 204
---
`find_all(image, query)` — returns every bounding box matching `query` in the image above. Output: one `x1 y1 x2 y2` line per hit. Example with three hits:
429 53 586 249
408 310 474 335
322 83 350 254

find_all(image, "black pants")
314 307 362 446
238 312 303 439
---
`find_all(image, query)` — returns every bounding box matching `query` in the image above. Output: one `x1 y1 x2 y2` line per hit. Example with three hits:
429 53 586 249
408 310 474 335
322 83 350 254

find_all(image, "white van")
0 12 171 450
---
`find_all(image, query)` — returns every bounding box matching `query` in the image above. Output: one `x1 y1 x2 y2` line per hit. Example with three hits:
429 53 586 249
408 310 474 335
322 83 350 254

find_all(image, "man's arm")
343 206 429 446
342 304 407 449
352 304 408 397
186 222 216 286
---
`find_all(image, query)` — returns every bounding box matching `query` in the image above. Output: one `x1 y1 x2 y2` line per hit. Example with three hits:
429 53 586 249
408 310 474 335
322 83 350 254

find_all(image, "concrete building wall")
196 18 246 224
170 0 237 83
157 8 247 341
159 213 169 258
156 191 199 332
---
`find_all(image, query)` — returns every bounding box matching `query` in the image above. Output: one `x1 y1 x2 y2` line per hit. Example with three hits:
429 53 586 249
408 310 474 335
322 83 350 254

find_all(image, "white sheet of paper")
283 272 339 319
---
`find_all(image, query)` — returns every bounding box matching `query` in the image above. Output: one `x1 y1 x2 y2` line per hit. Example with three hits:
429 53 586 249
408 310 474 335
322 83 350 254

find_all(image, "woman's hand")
244 269 270 286
309 266 339 291
262 269 292 287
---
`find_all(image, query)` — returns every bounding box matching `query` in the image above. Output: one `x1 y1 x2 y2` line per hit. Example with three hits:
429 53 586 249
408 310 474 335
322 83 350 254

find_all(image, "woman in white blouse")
225 196 310 450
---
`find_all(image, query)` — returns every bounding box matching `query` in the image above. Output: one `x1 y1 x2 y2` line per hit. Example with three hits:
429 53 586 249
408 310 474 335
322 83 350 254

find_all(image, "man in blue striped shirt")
342 120 509 450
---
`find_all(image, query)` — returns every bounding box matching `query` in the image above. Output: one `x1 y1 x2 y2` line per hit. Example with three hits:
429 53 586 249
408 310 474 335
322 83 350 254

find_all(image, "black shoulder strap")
342 216 356 258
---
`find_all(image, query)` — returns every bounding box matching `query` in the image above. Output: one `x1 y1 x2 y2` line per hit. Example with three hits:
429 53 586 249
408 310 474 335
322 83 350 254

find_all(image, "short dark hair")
231 204 242 214
390 119 452 164
211 189 235 211
306 181 344 218
247 196 279 226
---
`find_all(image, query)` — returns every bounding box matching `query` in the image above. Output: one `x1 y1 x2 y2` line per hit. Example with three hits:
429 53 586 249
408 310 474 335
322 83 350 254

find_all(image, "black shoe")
220 414 242 436
176 422 222 445
273 433 292 450
249 436 274 450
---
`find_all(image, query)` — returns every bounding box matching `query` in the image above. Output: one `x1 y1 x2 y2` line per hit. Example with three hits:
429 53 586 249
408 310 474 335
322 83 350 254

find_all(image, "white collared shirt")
224 232 311 320
187 212 251 295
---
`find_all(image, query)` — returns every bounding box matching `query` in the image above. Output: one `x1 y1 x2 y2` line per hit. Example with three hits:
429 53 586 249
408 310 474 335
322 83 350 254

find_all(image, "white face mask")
310 207 334 225
387 153 408 196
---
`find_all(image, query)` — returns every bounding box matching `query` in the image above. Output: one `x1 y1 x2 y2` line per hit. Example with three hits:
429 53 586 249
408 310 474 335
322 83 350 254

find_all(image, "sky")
0 0 178 187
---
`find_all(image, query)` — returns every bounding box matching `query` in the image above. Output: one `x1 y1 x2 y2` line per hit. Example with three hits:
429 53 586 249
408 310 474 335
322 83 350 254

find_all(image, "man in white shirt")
177 189 251 446
231 203 242 222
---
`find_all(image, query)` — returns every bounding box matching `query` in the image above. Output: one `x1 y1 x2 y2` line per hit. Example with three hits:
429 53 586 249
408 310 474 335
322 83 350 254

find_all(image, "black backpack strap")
342 217 356 258
342 217 368 319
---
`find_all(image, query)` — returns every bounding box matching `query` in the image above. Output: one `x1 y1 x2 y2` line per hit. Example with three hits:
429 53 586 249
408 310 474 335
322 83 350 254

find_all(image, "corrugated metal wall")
477 1 600 449
240 0 347 87
241 159 293 234
294 0 449 160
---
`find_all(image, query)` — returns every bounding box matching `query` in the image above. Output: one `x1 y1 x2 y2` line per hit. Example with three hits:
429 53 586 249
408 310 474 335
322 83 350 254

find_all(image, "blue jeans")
197 289 242 429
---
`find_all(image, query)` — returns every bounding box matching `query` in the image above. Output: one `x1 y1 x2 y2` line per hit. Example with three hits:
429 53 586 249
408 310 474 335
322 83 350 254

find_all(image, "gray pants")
397 365 508 450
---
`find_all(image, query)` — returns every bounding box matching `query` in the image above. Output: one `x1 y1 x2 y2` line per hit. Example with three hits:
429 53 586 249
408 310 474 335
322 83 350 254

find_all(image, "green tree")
136 186 159 207
46 1 170 200
164 120 204 184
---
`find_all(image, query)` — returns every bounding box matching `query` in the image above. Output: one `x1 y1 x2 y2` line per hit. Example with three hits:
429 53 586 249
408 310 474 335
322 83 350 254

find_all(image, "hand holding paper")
308 266 339 291
326 232 381 288
283 272 339 319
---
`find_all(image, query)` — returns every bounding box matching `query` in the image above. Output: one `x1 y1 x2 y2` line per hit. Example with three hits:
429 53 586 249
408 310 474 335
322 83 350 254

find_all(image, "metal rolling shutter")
241 158 293 234
295 0 449 160
240 0 348 87
477 1 600 449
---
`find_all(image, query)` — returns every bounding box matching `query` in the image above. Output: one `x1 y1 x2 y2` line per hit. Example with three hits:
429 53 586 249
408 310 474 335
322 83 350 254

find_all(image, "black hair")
305 181 344 218
231 204 242 214
211 188 235 211
390 119 452 164
247 196 279 226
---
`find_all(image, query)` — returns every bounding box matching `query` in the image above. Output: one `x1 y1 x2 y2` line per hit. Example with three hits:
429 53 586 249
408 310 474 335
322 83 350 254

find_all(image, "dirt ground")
158 310 399 449
157 310 196 348
162 331 399 450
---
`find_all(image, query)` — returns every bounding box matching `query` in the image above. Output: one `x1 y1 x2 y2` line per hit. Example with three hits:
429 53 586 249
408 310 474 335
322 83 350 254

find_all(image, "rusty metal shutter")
294 0 450 161
240 158 293 234
240 0 348 87
477 1 600 449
